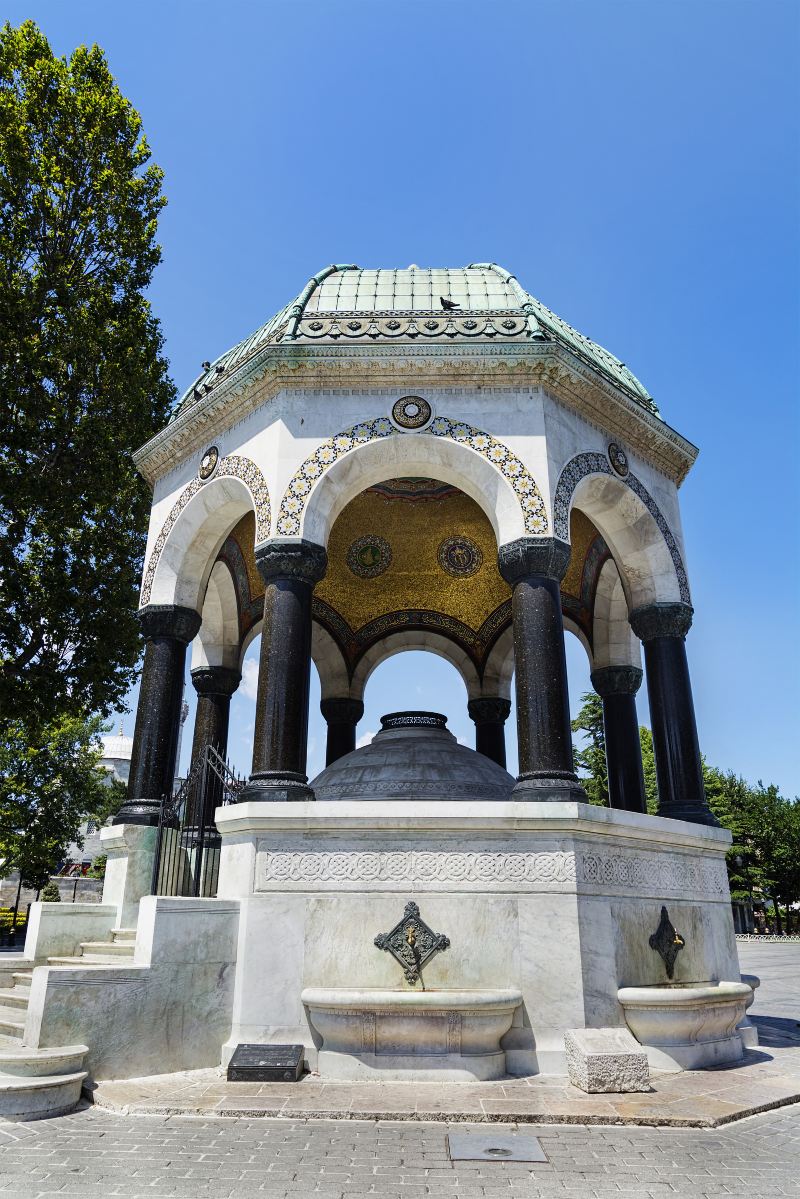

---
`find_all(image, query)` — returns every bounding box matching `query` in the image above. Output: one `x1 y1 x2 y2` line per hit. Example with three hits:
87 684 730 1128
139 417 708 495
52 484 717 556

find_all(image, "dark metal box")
226 1043 304 1082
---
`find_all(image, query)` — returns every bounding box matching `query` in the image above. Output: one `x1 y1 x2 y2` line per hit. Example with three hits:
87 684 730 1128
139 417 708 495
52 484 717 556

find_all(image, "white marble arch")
592 557 642 671
350 631 479 702
191 560 240 671
295 432 530 550
147 476 256 612
567 472 684 609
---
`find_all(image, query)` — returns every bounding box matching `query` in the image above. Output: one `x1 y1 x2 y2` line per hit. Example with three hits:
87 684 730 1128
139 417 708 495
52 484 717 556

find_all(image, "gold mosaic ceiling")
215 480 610 676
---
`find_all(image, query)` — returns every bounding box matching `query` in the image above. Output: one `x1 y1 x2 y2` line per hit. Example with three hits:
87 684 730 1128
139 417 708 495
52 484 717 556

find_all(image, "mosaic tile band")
552 451 690 604
276 415 549 537
140 455 271 607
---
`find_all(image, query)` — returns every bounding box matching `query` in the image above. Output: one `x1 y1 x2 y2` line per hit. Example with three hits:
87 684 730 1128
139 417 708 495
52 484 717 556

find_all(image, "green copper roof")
173 263 657 419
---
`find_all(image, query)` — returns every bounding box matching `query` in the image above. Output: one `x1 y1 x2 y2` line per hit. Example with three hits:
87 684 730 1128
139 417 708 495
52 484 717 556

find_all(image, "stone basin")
617 980 752 1071
301 987 523 1081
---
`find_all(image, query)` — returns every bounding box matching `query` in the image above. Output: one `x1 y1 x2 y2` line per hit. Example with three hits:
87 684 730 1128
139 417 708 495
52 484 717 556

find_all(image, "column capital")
254 538 328 586
497 537 571 586
138 604 202 644
190 666 242 699
630 602 693 642
468 697 512 725
590 665 643 698
320 697 365 725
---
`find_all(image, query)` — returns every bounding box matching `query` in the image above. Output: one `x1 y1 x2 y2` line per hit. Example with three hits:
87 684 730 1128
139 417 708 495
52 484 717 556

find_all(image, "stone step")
47 954 124 966
0 1044 87 1078
78 940 135 957
0 1008 25 1039
0 1069 87 1120
111 928 137 942
0 989 29 1011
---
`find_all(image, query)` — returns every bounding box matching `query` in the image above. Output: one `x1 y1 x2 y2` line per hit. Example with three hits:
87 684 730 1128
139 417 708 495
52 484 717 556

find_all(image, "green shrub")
40 881 61 902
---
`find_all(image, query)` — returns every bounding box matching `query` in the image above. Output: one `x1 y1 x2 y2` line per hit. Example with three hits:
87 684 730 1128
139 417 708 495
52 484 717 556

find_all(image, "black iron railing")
151 745 245 898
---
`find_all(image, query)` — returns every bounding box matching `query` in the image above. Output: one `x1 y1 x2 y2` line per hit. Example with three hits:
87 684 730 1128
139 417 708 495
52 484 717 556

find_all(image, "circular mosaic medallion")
437 535 483 578
608 443 630 478
199 445 219 480
347 535 392 579
391 395 432 430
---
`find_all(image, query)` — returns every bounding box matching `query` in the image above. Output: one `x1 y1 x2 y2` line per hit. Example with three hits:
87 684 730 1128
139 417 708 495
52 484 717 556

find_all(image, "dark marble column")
114 605 202 826
498 538 585 801
468 697 512 769
240 539 327 802
590 665 647 814
190 666 242 767
320 698 364 766
629 602 718 826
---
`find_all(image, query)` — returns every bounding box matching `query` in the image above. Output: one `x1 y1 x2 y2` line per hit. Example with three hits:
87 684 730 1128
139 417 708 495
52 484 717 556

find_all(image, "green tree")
571 691 608 806
638 725 659 814
0 713 119 887
0 20 174 725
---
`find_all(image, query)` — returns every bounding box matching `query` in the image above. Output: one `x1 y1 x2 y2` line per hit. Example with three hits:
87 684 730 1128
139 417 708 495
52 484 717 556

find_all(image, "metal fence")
151 745 245 898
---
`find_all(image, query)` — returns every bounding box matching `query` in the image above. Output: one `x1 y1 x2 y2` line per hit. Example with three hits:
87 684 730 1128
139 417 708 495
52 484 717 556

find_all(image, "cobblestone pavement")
2 942 797 1198
0 1103 799 1199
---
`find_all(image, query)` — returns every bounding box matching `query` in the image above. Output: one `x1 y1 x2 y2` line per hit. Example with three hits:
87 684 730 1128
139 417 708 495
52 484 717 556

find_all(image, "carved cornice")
138 604 202 644
468 697 512 725
133 344 698 489
497 537 572 585
254 538 328 586
190 666 242 698
590 665 643 698
629 602 694 642
320 697 364 725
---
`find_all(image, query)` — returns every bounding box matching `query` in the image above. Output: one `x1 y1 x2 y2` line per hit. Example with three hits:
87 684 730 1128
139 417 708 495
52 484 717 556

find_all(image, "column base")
112 798 162 827
238 771 315 803
656 800 721 827
512 772 587 802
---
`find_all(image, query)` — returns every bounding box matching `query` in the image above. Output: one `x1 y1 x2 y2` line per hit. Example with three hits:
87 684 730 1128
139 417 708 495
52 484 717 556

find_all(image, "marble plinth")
216 799 739 1076
301 987 522 1081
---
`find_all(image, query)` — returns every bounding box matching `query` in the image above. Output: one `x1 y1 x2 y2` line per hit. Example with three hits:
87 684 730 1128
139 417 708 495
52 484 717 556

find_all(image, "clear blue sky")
10 0 799 795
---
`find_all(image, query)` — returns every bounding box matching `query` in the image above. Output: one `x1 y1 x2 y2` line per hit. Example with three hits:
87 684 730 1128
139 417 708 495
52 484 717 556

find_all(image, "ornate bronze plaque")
374 900 450 984
649 905 685 979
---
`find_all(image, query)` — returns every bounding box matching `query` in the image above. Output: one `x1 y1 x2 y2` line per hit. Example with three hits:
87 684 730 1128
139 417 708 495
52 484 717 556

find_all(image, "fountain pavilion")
0 264 753 1114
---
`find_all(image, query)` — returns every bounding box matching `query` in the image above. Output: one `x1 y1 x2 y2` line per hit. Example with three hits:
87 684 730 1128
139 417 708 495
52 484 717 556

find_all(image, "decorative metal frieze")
649 905 686 979
374 900 450 984
552 451 690 604
438 535 483 578
381 711 447 729
295 310 530 343
275 415 548 537
140 454 271 607
391 395 432 429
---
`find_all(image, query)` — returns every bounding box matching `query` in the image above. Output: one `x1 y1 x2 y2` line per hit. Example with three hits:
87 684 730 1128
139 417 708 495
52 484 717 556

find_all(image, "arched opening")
355 649 473 754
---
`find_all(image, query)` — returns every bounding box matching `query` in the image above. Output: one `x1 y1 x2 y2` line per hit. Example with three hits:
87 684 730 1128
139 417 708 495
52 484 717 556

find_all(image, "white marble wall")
216 801 738 1075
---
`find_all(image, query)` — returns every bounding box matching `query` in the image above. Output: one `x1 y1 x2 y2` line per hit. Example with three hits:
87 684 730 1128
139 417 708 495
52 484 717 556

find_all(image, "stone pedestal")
564 1027 649 1093
100 824 158 928
216 800 738 1076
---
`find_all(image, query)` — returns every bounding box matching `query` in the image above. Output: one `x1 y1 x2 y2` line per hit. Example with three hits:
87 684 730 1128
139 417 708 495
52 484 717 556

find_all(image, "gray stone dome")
310 711 515 802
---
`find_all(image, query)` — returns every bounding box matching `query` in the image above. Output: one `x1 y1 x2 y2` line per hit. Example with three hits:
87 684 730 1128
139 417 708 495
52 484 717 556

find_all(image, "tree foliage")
571 691 608 806
0 20 174 724
0 713 120 887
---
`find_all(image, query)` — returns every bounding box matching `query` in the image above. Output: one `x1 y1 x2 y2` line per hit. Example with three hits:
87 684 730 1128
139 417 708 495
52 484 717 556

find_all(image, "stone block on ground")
564 1027 650 1093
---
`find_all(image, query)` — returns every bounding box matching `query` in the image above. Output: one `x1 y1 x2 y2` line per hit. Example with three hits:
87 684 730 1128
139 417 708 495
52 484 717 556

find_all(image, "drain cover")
447 1132 548 1163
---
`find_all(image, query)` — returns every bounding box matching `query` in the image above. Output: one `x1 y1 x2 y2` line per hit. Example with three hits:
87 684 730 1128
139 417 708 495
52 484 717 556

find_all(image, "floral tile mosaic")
276 415 549 537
